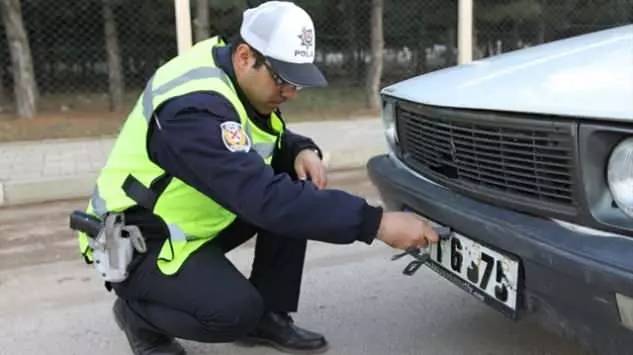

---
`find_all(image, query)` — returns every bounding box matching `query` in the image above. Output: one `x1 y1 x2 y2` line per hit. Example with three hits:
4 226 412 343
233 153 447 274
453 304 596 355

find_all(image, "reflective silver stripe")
142 75 155 121
142 67 230 122
90 186 108 217
154 67 229 96
242 121 256 153
252 142 275 160
167 224 187 242
92 185 186 242
243 119 253 139
243 121 276 159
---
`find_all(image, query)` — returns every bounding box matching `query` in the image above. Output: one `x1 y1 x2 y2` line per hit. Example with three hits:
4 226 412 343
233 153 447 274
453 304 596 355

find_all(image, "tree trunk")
343 0 358 84
536 0 546 44
414 43 427 75
537 17 546 44
365 0 383 110
512 20 521 49
194 0 210 42
414 22 428 74
102 0 125 112
141 0 160 80
445 28 456 66
0 63 6 109
0 0 37 118
618 0 631 23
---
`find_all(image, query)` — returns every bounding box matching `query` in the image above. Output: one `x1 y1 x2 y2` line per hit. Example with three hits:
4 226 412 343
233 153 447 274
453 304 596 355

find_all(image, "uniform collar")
213 44 275 123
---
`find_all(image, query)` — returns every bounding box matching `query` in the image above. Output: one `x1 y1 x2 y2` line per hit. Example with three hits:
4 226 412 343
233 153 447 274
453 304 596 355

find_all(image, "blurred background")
0 0 631 140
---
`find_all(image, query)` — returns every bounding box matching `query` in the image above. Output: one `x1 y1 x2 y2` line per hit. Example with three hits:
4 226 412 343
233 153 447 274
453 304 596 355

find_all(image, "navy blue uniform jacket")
145 44 382 244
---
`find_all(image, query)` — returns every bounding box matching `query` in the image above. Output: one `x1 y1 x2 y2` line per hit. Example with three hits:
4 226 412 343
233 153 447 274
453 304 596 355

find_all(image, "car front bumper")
368 154 633 353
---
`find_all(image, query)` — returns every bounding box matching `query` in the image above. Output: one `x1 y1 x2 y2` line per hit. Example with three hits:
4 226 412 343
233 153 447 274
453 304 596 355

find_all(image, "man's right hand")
376 212 439 250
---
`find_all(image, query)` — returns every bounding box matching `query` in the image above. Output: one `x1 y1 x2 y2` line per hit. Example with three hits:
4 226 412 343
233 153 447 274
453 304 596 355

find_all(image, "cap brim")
267 57 328 88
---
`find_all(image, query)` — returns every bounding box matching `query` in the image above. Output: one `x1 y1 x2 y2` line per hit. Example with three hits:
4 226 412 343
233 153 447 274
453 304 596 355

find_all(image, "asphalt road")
0 169 588 355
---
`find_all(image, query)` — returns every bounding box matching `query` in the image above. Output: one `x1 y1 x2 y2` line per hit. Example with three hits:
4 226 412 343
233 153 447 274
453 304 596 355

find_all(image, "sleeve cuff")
292 141 322 161
357 204 383 245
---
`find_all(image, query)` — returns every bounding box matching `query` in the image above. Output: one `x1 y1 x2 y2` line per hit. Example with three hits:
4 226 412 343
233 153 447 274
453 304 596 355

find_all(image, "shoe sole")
237 336 330 355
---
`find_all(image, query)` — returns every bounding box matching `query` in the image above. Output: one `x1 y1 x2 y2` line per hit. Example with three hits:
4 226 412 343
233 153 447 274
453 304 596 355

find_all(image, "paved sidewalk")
0 118 386 206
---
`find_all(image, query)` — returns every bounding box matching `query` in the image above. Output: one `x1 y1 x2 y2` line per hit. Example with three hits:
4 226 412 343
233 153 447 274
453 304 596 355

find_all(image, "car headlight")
607 137 633 218
382 99 399 153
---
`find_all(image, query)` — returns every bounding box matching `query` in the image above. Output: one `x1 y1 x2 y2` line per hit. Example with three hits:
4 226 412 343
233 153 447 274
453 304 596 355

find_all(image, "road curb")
1 174 97 207
0 148 386 207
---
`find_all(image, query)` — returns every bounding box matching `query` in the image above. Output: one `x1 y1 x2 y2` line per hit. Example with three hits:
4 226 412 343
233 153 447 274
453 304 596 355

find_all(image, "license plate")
425 222 520 318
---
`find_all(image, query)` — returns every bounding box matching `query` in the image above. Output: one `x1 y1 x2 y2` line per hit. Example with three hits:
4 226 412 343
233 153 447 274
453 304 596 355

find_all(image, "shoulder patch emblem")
220 121 251 152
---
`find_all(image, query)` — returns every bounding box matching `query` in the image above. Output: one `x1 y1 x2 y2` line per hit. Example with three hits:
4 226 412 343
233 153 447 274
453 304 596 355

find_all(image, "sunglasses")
262 61 303 91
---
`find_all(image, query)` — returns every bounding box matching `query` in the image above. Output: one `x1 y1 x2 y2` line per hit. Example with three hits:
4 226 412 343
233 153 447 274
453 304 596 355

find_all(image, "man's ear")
233 44 252 71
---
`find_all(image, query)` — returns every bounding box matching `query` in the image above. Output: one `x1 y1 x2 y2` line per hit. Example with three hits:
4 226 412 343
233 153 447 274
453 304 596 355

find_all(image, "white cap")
240 1 327 87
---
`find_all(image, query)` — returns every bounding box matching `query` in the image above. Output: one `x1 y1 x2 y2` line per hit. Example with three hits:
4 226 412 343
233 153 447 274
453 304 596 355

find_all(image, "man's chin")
254 106 274 116
254 101 282 115
265 102 283 112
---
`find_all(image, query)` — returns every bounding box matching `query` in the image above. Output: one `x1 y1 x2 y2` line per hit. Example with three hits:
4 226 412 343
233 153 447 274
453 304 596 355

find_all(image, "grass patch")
281 85 377 121
0 85 377 143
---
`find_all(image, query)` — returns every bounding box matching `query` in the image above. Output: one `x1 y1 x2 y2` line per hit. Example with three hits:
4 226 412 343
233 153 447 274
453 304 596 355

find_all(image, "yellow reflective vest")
78 37 284 275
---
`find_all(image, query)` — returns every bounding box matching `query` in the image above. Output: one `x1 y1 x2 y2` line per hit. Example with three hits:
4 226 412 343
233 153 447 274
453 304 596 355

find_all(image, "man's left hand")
294 149 327 189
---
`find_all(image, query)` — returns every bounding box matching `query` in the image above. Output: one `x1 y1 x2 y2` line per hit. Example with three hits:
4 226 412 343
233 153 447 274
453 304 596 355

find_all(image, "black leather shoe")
113 298 186 355
242 311 329 354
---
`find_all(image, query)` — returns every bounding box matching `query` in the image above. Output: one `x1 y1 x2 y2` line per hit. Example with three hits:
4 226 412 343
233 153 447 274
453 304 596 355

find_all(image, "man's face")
233 44 299 115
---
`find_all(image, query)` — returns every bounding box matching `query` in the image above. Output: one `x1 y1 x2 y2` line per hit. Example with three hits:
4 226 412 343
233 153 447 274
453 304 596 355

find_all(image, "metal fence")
0 0 631 115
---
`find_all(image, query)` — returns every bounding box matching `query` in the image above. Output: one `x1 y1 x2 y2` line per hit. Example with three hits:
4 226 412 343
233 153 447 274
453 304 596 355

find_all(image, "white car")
368 25 633 354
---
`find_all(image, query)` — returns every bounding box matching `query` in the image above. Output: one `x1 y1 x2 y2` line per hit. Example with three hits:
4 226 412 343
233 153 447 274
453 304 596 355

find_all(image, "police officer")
78 2 438 354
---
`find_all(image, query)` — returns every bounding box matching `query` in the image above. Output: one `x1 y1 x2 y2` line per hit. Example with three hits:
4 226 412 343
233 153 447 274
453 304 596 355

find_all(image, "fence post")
174 0 193 54
458 0 473 64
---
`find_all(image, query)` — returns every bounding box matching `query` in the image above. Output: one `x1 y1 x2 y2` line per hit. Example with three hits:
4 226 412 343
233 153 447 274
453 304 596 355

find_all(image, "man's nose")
280 85 299 100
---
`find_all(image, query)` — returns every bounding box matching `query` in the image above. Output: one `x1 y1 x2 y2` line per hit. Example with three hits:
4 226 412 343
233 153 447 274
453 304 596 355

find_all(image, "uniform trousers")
111 219 308 343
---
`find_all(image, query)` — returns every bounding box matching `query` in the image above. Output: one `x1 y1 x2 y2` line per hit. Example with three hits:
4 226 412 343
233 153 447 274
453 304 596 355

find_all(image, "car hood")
382 25 633 121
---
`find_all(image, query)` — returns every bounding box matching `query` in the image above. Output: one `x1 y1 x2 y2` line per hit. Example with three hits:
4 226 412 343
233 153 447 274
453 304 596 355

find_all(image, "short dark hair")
230 35 265 68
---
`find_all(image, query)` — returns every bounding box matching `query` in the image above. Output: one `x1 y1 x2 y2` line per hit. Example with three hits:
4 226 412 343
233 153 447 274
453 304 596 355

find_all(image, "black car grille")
397 102 578 214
